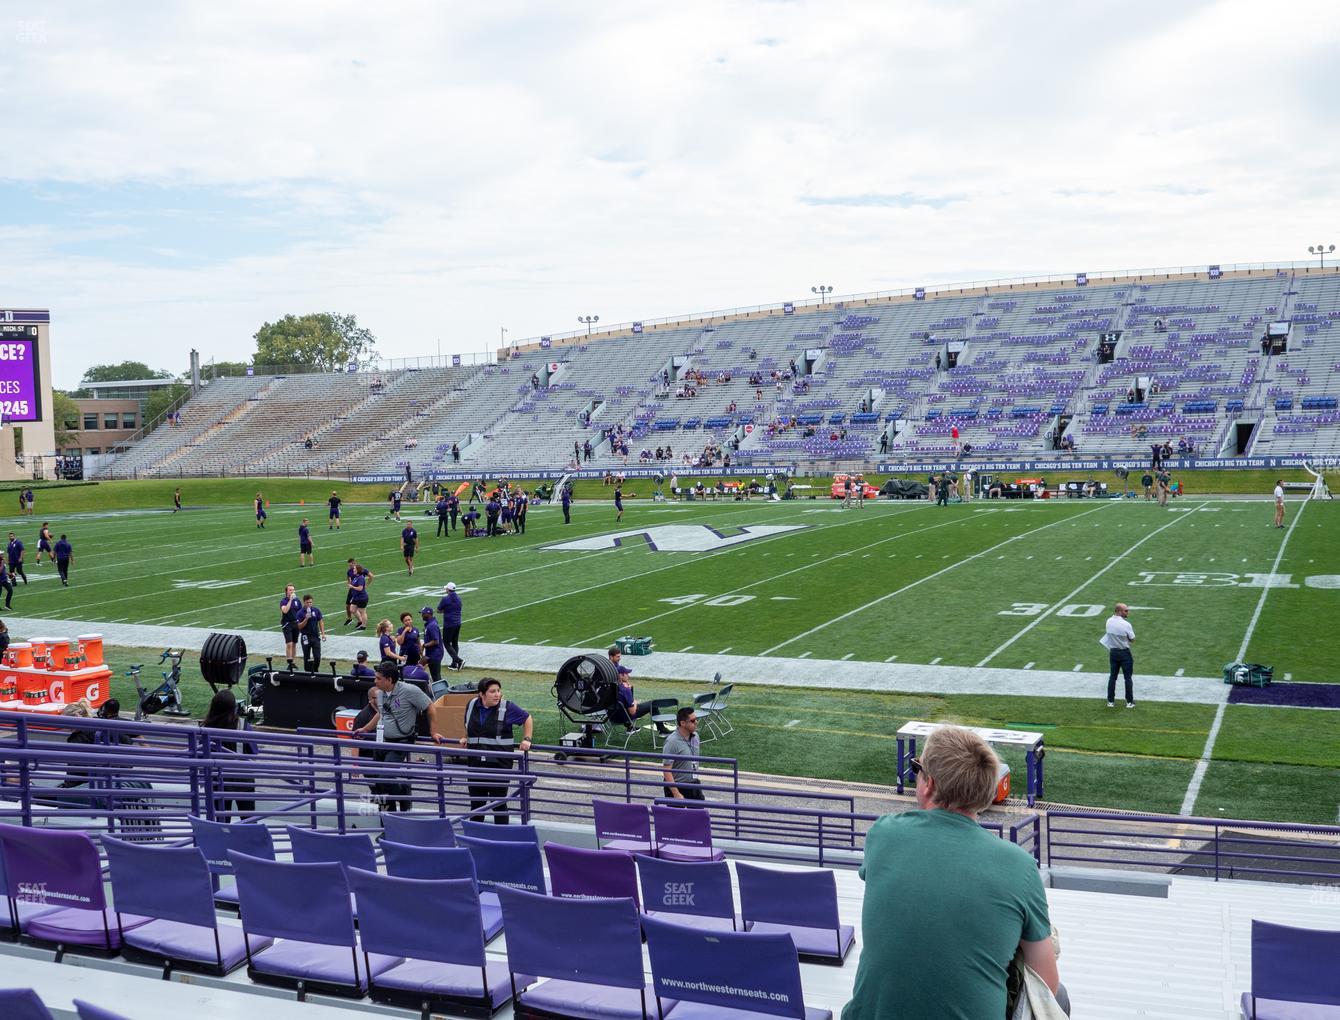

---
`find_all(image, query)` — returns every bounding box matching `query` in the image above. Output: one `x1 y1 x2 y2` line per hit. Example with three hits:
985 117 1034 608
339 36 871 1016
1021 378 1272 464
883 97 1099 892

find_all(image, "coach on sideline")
1101 602 1136 708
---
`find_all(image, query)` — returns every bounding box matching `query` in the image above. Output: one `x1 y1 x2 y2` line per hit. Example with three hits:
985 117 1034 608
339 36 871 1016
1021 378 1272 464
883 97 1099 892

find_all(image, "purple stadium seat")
0 989 54 1020
73 1000 134 1020
187 815 275 909
0 824 149 954
652 803 725 862
736 862 854 964
635 854 738 932
457 835 546 902
381 813 456 847
349 869 516 1015
0 841 59 938
381 842 503 941
459 819 539 844
101 834 270 975
544 843 640 905
285 825 378 873
643 914 832 1019
1241 919 1340 1019
497 887 666 1019
227 851 400 998
593 800 656 855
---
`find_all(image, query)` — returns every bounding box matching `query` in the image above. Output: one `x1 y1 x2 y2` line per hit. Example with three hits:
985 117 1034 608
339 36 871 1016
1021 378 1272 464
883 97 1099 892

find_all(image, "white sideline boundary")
1178 500 1308 815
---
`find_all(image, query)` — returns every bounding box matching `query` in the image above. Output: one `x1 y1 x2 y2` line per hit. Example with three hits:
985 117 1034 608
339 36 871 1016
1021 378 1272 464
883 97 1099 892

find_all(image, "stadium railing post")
16 716 33 827
331 742 346 832
187 729 203 819
200 733 217 822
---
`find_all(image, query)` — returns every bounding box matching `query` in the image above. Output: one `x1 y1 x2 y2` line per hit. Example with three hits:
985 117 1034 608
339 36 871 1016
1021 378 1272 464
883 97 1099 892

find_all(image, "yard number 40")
658 593 756 607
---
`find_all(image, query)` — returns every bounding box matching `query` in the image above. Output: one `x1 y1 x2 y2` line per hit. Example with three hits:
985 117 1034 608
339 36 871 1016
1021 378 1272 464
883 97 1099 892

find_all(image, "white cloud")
1 0 1337 387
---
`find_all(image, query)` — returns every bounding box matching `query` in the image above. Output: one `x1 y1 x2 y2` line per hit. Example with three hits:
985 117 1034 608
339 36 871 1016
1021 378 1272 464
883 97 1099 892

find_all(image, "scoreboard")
0 324 42 422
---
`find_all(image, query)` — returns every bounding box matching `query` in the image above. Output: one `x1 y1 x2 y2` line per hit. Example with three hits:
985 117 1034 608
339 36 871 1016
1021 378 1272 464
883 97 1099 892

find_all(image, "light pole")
500 326 509 350
811 284 834 304
1308 244 1335 269
578 314 599 336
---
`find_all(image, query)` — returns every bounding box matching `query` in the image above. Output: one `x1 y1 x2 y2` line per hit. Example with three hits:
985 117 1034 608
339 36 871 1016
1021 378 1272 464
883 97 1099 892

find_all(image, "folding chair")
381 842 503 941
497 887 660 1019
102 834 271 976
544 843 640 905
459 819 540 844
188 815 275 910
593 799 656 855
652 803 725 862
648 699 680 749
697 682 734 737
349 870 515 1017
457 835 547 907
228 851 400 999
1241 918 1340 1019
0 989 54 1020
0 842 59 940
691 693 720 742
635 854 738 932
0 824 150 955
381 813 457 847
643 914 832 1019
736 862 855 964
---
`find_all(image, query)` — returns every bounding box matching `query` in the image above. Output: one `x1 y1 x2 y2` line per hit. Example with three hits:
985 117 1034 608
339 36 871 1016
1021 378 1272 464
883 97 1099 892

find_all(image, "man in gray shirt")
662 706 703 800
360 662 435 811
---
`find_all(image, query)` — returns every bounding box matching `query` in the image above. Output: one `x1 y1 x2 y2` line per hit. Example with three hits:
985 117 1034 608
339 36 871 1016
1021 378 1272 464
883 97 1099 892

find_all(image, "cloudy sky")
2 1 1337 388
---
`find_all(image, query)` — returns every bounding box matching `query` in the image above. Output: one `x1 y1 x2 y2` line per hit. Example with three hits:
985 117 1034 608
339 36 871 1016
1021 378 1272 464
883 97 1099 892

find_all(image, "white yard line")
974 503 1205 668
760 503 1111 656
1179 501 1307 816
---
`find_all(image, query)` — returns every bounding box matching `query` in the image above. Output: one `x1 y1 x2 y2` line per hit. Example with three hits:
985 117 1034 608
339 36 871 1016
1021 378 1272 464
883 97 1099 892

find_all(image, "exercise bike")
128 649 190 721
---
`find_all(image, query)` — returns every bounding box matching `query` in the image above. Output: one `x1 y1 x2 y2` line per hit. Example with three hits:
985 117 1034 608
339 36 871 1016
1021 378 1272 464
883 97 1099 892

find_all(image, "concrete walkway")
8 615 1230 705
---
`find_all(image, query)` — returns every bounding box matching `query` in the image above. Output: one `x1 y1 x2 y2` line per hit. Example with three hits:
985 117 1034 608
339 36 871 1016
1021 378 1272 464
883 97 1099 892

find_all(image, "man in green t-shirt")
843 726 1067 1020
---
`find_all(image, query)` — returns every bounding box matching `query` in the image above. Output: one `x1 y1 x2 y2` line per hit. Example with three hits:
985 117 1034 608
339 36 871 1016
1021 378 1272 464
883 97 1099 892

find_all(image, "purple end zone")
1227 682 1340 709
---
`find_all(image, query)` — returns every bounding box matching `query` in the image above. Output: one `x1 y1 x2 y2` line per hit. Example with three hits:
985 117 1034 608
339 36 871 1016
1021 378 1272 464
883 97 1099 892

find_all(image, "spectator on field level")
606 645 654 730
279 584 301 669
1273 478 1286 529
1141 470 1154 500
461 677 532 824
355 662 437 813
438 582 465 671
662 707 703 800
201 690 257 822
54 534 74 586
420 607 444 686
1102 602 1136 708
843 726 1067 1020
351 649 377 678
298 594 326 672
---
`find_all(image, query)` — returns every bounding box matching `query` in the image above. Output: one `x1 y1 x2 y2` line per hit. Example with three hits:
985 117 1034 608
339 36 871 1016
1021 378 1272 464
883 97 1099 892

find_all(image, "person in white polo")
1101 603 1136 708
1273 479 1285 530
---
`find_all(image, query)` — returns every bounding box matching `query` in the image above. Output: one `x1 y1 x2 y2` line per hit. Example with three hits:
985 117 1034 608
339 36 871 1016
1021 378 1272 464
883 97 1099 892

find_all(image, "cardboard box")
427 692 475 742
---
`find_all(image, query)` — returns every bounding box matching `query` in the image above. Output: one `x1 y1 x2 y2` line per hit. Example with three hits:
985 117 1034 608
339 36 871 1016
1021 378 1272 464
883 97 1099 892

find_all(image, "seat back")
458 820 538 844
635 855 735 921
227 852 356 947
348 869 485 968
643 914 808 1019
496 887 644 988
72 1002 131 1020
692 692 716 712
544 843 639 905
102 835 218 929
285 826 377 873
592 800 651 847
381 813 456 847
1251 919 1340 1007
715 683 734 706
653 803 716 851
648 698 679 722
0 989 55 1020
737 862 840 931
188 816 275 879
457 835 546 895
0 823 106 914
382 842 478 885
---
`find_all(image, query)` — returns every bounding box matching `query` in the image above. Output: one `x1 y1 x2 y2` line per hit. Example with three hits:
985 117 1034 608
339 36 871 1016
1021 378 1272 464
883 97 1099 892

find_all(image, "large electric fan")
552 653 619 755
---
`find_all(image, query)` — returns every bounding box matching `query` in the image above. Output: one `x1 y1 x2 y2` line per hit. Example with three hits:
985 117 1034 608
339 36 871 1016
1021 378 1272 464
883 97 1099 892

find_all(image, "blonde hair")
920 726 1000 813
376 619 393 635
61 698 93 718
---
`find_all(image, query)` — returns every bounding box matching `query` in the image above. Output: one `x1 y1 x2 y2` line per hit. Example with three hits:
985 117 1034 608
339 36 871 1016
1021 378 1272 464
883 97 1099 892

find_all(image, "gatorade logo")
49 680 64 700
86 683 101 702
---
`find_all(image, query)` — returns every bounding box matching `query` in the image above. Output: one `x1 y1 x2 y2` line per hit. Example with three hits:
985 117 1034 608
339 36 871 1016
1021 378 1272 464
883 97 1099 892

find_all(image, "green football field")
4 482 1337 823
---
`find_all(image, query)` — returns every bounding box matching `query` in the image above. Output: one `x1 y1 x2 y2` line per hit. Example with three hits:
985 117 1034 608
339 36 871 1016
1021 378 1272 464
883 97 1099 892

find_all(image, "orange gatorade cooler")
992 761 1012 805
45 639 72 672
77 634 105 667
7 642 33 668
334 709 360 735
28 638 49 670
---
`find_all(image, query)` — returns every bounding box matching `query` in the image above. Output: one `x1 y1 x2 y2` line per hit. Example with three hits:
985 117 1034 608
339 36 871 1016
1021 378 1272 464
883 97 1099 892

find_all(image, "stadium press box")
0 634 112 713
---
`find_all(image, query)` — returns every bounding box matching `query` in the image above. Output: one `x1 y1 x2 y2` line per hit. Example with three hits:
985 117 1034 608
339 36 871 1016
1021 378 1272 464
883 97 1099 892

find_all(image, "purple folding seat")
736 862 854 964
227 851 400 998
643 914 831 1019
381 813 457 848
498 887 664 1019
1240 919 1340 1019
592 801 656 855
545 843 640 905
102 834 270 976
381 842 503 941
457 834 547 912
73 1001 133 1020
349 870 516 1016
0 839 60 939
0 824 149 954
459 819 540 844
635 854 738 932
285 825 377 871
0 989 54 1020
652 803 725 862
187 815 274 909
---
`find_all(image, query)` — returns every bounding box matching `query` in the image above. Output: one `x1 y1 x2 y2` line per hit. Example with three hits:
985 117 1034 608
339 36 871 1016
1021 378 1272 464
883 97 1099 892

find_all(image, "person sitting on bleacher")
843 726 1068 1019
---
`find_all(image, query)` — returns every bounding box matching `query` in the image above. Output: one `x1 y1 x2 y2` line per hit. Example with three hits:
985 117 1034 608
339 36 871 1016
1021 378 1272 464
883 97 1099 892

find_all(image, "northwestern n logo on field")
543 524 808 553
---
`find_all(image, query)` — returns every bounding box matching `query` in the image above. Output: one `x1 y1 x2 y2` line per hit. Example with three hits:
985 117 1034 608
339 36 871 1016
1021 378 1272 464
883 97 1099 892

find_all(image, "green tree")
144 382 190 428
80 361 173 384
252 313 377 371
52 390 81 449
